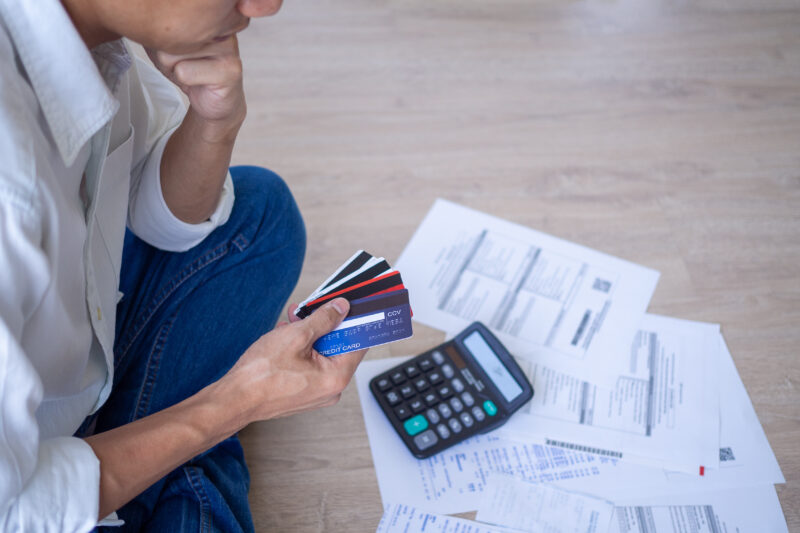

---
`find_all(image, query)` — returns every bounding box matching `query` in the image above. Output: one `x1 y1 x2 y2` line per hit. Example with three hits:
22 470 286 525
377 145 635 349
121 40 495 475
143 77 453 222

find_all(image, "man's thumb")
304 298 349 341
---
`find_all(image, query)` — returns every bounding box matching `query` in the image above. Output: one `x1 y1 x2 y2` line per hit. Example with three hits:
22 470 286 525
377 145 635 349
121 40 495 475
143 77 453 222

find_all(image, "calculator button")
426 408 441 424
437 403 453 419
410 398 425 413
437 385 453 399
394 405 412 420
413 429 438 451
414 377 430 392
419 359 434 372
377 377 392 391
451 378 465 393
403 414 429 436
400 385 415 399
404 364 420 378
471 406 486 422
441 364 454 379
436 423 450 439
427 371 443 385
459 412 474 428
423 391 439 406
449 397 464 413
432 350 445 365
483 400 498 416
385 391 401 405
391 371 406 385
448 418 463 434
461 391 475 407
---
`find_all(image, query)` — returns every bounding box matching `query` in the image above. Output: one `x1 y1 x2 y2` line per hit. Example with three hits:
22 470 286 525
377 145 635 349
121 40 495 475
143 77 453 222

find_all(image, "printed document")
376 503 517 533
355 333 782 514
481 315 721 473
475 475 614 533
609 485 788 533
395 199 659 386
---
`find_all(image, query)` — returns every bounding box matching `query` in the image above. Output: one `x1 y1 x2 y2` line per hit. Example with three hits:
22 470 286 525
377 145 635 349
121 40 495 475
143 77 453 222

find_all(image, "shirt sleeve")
0 200 100 533
126 51 234 252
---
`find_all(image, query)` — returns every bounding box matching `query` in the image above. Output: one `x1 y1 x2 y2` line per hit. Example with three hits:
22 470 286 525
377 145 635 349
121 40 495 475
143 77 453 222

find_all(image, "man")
0 0 366 531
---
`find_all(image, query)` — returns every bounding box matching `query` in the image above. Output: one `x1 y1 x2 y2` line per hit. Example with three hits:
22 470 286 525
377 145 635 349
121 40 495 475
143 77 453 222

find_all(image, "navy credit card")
313 289 413 356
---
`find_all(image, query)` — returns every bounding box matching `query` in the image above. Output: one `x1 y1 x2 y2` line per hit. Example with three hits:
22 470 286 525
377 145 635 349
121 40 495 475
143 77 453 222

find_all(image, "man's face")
99 0 282 53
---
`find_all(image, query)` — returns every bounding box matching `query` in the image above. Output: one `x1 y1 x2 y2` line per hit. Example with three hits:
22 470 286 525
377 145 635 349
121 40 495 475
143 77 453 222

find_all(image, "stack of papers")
356 199 788 532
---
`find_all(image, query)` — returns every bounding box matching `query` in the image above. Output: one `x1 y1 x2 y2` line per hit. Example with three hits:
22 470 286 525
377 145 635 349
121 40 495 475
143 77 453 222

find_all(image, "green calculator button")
483 400 498 416
404 414 429 436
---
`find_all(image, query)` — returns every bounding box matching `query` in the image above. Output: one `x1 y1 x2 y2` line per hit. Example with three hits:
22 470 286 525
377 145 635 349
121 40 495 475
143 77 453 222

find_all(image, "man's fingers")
300 298 350 344
287 304 302 323
148 36 238 72
173 56 243 88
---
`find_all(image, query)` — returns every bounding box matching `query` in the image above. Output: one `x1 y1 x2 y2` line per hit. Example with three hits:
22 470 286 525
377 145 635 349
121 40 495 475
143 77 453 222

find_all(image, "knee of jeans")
229 166 306 274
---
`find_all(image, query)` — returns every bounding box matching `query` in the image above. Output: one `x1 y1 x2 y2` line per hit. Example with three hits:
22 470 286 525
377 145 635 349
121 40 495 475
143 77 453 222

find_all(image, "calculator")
369 322 534 459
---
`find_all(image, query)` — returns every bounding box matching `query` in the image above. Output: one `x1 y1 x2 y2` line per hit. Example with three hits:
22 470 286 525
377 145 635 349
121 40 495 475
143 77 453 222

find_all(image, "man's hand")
155 35 248 223
223 298 369 423
147 36 246 140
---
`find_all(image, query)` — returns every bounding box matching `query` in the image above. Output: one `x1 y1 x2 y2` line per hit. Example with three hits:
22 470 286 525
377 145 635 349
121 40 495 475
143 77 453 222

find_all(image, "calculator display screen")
463 331 523 402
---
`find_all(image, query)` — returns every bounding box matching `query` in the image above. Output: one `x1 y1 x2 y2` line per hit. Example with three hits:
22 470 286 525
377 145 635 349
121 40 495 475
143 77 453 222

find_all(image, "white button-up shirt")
0 1 235 531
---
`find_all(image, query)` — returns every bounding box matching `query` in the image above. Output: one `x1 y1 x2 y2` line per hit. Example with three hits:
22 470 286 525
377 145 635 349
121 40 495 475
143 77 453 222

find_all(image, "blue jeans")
82 166 306 532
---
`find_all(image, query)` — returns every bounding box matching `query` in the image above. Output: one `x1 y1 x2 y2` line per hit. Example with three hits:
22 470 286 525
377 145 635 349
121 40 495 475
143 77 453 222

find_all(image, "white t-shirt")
0 1 234 530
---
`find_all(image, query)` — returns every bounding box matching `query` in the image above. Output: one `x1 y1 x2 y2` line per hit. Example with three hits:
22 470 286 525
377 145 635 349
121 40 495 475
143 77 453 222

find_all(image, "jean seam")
116 235 248 369
130 317 172 422
184 466 212 533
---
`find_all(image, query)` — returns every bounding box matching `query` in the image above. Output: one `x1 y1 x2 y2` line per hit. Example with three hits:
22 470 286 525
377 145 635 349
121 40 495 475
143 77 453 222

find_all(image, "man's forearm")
160 107 244 224
85 376 251 520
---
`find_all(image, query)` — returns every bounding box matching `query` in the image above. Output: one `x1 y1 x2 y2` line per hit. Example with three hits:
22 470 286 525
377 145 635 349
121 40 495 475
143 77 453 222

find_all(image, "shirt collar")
0 0 131 166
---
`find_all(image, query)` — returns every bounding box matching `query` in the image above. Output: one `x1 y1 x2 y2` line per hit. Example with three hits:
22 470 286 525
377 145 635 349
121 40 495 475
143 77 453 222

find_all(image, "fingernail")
332 299 347 315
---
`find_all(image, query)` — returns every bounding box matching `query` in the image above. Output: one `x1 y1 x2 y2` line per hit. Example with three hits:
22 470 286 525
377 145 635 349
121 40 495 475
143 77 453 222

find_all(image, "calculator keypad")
373 350 501 456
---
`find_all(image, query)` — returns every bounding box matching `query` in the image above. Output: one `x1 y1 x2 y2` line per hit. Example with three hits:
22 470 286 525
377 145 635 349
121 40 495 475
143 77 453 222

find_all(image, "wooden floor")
231 0 800 530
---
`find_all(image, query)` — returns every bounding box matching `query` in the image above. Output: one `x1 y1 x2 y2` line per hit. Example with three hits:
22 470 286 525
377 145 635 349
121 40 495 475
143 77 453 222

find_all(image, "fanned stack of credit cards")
295 251 413 356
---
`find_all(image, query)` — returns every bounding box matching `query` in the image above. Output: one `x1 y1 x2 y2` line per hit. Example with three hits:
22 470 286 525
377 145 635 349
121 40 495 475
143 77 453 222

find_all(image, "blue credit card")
313 289 413 356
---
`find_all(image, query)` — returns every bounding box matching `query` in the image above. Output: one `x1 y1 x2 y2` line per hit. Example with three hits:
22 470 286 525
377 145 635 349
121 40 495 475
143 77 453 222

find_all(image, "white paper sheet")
475 475 614 533
376 503 518 533
355 333 783 515
610 485 788 533
357 357 622 515
395 199 660 387
456 315 721 473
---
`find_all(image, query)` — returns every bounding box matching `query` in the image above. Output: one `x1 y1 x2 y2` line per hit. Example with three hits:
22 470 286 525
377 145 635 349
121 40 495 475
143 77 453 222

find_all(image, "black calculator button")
471 405 486 422
423 391 438 406
451 378 465 393
400 385 415 399
427 371 443 385
436 423 450 439
437 385 453 399
461 391 475 407
385 391 402 405
441 364 454 379
413 429 438 451
404 364 420 378
449 397 464 413
414 377 429 392
432 350 445 365
394 405 412 420
419 359 434 372
410 398 425 413
448 418 463 434
376 377 392 391
459 412 474 428
391 371 406 385
437 403 453 419
426 408 441 424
